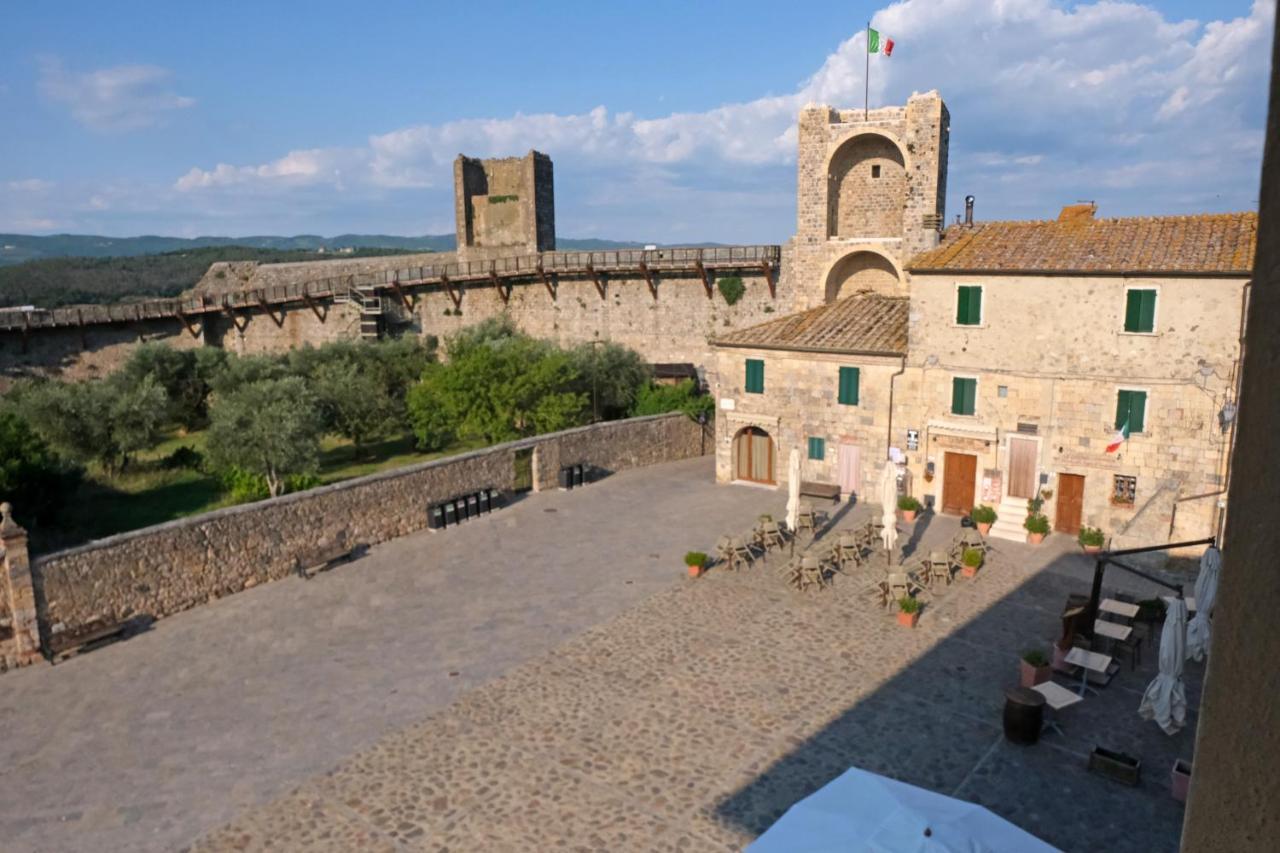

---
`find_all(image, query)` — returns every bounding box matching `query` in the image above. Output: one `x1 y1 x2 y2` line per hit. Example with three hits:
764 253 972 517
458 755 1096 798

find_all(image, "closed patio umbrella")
1186 545 1220 662
749 766 1060 852
1138 597 1189 735
879 459 899 560
786 447 802 536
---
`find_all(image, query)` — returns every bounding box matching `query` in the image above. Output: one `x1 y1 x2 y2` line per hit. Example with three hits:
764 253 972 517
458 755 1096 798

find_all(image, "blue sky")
0 0 1272 242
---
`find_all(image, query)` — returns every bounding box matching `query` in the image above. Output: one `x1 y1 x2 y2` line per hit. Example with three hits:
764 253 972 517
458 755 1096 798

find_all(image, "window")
1115 389 1147 433
745 359 764 394
1124 289 1157 333
951 377 977 416
871 164 881 179
1113 475 1137 506
808 436 826 461
956 285 983 326
838 366 860 405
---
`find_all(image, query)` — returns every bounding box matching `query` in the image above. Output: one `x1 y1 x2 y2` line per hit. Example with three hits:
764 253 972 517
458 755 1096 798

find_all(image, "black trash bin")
488 488 504 509
466 493 479 518
558 466 572 489
443 501 457 527
451 497 466 521
1003 687 1046 745
478 490 491 514
428 504 445 530
572 464 584 487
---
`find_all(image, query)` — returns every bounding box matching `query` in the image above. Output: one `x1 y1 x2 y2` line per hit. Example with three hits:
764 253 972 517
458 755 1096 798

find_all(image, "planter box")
1171 759 1192 802
1019 659 1051 687
1089 747 1141 787
896 611 919 628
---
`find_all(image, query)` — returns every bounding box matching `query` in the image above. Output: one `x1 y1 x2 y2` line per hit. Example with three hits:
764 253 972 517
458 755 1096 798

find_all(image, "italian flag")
868 28 895 56
1106 419 1130 454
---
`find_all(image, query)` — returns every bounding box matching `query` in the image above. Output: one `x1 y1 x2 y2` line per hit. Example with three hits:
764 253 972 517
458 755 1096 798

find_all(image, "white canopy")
749 766 1060 852
786 448 802 535
1138 597 1189 735
1186 546 1220 662
879 460 899 556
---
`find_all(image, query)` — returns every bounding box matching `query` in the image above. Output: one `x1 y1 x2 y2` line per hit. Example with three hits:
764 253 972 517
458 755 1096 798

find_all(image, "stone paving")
192 498 1203 852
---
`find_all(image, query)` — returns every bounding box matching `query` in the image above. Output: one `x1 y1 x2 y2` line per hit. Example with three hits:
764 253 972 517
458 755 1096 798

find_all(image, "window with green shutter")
808 436 825 461
1115 389 1147 433
745 359 765 394
1124 289 1157 333
838 366 860 405
956 285 983 326
951 377 977 416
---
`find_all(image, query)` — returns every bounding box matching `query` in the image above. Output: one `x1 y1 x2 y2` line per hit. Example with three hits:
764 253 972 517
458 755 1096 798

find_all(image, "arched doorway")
733 426 775 484
824 250 903 302
827 132 908 238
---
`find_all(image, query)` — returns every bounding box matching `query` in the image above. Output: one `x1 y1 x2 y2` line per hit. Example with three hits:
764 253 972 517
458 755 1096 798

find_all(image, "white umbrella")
786 448 802 535
1138 597 1189 735
749 766 1060 852
879 460 899 557
1186 545 1220 662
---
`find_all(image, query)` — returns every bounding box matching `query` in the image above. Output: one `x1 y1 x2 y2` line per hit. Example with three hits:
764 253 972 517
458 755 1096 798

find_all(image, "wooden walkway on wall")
0 245 782 333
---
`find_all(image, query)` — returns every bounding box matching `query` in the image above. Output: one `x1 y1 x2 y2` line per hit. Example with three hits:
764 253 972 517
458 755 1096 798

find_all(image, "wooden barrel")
1003 687 1045 745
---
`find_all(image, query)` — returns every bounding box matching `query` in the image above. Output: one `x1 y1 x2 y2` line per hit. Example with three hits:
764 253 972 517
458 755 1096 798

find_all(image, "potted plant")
684 551 708 578
1171 759 1192 803
1024 512 1050 545
896 595 921 628
1078 526 1105 554
898 495 922 523
961 547 984 578
1020 648 1051 687
971 504 997 536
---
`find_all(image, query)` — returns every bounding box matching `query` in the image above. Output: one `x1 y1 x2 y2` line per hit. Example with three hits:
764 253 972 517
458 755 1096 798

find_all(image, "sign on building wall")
906 429 919 451
981 468 1003 504
719 398 736 411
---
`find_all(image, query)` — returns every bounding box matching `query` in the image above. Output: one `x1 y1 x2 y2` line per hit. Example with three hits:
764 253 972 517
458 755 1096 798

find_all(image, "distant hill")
0 233 717 267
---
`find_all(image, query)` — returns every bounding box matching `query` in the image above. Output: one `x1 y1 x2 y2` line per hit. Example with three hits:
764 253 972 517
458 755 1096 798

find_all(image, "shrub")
684 551 708 568
1078 526 1105 547
1022 648 1049 667
0 408 81 525
161 445 205 471
631 380 714 421
897 495 922 512
219 465 270 502
1024 513 1051 535
717 275 745 305
971 504 997 524
962 547 984 568
898 596 921 614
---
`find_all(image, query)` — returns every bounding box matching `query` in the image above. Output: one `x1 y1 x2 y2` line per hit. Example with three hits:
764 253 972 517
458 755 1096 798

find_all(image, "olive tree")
206 376 323 497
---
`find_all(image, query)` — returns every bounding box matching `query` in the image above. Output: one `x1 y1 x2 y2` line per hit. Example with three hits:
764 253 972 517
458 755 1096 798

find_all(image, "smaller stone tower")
788 91 949 310
453 150 555 261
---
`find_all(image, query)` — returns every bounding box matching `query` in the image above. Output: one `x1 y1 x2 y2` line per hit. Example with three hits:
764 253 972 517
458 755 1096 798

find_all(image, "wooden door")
1056 473 1085 534
1008 438 1038 499
942 452 977 516
734 427 775 484
837 442 860 496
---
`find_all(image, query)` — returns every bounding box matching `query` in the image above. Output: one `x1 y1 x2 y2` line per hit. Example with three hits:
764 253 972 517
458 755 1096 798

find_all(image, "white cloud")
38 57 194 132
6 178 55 193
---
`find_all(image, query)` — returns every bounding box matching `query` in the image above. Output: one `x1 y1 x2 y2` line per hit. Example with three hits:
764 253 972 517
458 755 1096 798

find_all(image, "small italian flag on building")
1106 419 1130 454
868 28 894 56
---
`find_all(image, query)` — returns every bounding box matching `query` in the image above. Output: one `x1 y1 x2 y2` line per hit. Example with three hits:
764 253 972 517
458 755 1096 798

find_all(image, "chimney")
1058 202 1097 224
964 195 975 227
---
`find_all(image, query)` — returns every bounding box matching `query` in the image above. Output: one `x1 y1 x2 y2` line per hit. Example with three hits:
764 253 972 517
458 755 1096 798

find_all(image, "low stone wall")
30 413 707 650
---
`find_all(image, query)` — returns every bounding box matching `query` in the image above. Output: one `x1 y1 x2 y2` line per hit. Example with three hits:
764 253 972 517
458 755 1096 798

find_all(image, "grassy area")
30 430 485 553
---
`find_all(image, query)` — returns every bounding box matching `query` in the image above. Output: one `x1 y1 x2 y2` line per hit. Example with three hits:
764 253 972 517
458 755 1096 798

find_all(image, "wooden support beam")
302 293 327 323
489 271 510 305
695 260 713 299
760 260 776 299
441 273 462 310
640 261 658 300
586 263 606 299
222 301 249 333
389 279 413 312
257 294 285 328
176 311 201 339
536 261 555 301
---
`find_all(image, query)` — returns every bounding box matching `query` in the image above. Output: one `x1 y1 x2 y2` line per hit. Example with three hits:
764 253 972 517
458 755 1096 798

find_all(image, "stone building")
711 93 1255 548
454 151 555 261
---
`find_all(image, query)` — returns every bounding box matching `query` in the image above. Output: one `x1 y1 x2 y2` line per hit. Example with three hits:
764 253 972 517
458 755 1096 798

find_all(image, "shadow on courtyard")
711 546 1203 853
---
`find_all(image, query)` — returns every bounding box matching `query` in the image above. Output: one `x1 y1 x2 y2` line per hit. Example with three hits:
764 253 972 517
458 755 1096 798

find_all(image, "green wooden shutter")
838 366 860 405
808 436 825 460
969 287 982 324
1115 390 1130 430
1125 290 1156 332
956 286 982 325
1116 390 1148 432
745 359 764 393
952 377 976 415
965 379 977 414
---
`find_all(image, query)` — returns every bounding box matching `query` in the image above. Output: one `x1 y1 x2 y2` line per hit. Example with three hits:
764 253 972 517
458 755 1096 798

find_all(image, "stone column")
0 502 42 667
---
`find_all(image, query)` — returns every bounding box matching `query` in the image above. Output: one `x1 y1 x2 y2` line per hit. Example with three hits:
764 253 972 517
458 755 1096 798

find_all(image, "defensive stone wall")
25 413 708 656
454 151 554 261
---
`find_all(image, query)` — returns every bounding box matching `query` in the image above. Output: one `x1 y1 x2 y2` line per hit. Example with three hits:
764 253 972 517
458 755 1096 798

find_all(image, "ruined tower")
788 91 949 309
453 150 555 261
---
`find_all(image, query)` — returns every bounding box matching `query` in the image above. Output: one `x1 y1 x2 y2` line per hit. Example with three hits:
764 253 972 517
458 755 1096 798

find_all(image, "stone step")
989 497 1030 543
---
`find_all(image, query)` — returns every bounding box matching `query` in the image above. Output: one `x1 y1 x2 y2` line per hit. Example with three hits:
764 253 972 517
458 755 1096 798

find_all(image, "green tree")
311 358 400 451
207 352 289 396
17 375 164 472
405 363 456 452
206 376 323 498
631 379 714 421
0 408 81 526
119 343 223 430
569 342 651 421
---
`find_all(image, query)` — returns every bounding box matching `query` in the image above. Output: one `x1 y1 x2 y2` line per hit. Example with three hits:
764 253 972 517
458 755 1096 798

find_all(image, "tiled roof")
712 292 907 355
908 210 1256 275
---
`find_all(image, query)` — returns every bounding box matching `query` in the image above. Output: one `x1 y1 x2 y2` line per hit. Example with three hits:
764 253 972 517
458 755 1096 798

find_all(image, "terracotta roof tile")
908 211 1256 275
712 293 907 355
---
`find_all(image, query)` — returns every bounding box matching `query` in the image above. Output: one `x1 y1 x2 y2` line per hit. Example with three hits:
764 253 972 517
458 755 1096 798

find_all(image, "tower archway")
827 131 908 239
824 249 904 302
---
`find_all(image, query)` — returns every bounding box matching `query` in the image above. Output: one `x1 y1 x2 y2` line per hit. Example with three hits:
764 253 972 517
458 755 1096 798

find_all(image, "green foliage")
207 353 289 396
1024 513 1051 535
717 275 745 305
119 343 225 429
684 551 708 567
206 376 324 497
218 465 271 502
487 194 519 204
17 374 165 472
569 342 651 420
310 358 401 450
160 445 204 471
898 596 921 614
962 547 984 568
897 495 922 512
1027 495 1045 515
0 408 81 525
1078 526 1105 547
406 365 457 452
1022 648 1049 667
970 504 997 524
630 380 714 421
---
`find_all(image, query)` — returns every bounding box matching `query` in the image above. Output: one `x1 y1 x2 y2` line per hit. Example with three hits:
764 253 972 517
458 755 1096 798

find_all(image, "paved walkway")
0 457 785 853
193 501 1201 852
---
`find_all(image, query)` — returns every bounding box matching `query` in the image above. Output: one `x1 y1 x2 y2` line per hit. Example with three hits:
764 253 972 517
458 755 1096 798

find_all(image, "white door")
838 442 861 497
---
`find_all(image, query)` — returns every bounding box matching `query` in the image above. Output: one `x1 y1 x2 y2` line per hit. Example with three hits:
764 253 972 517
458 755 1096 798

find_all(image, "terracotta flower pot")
1051 643 1072 672
1171 759 1192 803
901 509 917 523
1019 659 1051 688
687 564 704 578
1082 544 1102 554
976 522 992 536
896 610 919 628
1027 532 1046 545
962 565 978 578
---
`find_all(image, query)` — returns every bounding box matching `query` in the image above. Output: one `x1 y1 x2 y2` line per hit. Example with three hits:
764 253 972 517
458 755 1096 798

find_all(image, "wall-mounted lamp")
1218 401 1238 433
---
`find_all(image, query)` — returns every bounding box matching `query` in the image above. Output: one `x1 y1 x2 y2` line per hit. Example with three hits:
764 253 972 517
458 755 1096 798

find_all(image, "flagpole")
864 21 870 120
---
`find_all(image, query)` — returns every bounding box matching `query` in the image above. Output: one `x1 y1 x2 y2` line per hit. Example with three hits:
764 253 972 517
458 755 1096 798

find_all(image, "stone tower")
788 91 949 310
453 150 556 261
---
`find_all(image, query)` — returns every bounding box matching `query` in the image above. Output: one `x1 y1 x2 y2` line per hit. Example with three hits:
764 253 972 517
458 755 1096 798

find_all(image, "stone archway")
827 131 908 239
824 250 903 302
733 426 775 484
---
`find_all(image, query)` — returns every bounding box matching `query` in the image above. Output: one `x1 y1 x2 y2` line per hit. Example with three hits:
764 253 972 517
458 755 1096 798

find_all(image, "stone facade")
790 92 949 311
15 413 707 658
454 151 555 261
0 503 41 670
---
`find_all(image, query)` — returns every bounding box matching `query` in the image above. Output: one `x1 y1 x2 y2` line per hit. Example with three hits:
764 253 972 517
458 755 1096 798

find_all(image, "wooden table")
1065 646 1114 696
1094 620 1133 642
1099 598 1140 619
1032 680 1085 735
